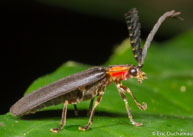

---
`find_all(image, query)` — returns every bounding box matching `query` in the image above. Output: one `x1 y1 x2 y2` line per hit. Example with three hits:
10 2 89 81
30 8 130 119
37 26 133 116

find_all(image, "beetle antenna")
139 10 182 67
125 9 182 68
125 8 142 65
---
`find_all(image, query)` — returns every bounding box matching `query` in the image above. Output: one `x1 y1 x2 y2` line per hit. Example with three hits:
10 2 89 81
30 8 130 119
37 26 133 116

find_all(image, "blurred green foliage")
0 30 193 137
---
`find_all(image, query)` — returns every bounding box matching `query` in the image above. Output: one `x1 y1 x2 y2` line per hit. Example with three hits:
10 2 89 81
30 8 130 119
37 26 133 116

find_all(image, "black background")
1 2 174 114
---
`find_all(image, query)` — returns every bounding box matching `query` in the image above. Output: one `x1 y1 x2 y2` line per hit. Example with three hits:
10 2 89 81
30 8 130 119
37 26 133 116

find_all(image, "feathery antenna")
125 8 182 67
125 8 142 64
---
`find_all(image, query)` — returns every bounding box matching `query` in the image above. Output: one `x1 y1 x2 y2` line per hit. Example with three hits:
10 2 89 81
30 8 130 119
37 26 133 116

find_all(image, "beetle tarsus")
78 125 89 131
140 102 147 111
134 101 147 111
50 127 60 133
132 121 143 127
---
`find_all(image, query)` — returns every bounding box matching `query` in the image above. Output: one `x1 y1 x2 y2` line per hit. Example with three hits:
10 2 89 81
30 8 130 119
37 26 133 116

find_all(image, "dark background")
1 1 191 114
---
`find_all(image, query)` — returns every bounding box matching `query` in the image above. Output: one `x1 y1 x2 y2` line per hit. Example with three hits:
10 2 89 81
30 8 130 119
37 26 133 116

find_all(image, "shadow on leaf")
21 109 127 120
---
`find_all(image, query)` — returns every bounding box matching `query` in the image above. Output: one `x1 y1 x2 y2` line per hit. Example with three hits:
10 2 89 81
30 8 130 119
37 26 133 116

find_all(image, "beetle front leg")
50 100 68 133
79 92 104 131
120 84 147 111
116 83 143 127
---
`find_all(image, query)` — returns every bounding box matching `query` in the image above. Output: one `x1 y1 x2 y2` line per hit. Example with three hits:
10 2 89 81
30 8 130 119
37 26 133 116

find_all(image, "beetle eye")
129 68 137 76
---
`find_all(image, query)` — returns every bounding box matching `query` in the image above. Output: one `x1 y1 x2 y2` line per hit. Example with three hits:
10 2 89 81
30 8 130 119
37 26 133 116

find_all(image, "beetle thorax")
106 65 130 81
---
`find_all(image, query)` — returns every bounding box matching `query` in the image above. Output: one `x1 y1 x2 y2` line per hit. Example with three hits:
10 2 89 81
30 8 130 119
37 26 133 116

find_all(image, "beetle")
10 8 182 132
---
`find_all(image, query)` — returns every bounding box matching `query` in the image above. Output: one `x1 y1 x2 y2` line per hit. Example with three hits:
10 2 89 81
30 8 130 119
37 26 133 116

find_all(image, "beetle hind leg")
79 92 104 131
50 101 68 133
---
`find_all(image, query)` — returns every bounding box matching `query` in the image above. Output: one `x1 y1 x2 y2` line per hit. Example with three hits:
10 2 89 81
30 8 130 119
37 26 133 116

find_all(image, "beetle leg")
79 92 104 131
119 84 147 111
50 100 68 133
73 104 78 116
87 98 94 116
116 83 143 127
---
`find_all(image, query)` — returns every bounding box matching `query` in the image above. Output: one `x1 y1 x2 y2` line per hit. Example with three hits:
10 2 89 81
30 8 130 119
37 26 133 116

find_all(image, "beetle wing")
10 67 106 116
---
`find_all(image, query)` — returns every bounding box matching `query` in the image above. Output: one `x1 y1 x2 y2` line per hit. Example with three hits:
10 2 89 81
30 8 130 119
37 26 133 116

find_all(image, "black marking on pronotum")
10 8 182 132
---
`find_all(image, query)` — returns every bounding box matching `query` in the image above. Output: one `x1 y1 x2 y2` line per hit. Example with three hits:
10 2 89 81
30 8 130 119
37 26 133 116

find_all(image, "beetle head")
129 66 147 83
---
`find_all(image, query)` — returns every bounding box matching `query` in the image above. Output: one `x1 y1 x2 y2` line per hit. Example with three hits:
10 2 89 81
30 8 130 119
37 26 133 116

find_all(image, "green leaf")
1 30 193 137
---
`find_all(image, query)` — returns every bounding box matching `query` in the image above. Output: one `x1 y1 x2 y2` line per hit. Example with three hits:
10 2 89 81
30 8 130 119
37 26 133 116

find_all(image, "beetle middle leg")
116 82 143 127
50 100 68 133
73 104 78 116
87 98 94 116
79 92 104 131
